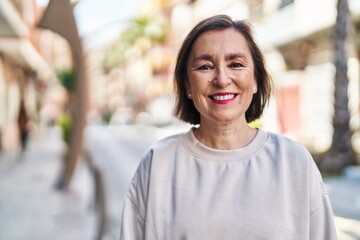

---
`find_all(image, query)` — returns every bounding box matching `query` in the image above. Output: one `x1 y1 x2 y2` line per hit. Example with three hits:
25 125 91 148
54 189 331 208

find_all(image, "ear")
185 81 192 99
252 86 257 94
252 79 258 94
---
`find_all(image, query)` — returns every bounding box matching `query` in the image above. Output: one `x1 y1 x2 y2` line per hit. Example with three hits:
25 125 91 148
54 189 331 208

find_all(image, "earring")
188 93 192 98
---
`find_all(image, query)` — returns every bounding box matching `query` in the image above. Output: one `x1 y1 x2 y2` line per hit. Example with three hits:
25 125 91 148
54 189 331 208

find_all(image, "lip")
209 92 238 104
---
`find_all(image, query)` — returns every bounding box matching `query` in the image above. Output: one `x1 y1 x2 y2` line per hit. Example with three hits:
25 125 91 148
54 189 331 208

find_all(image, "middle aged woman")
120 14 337 240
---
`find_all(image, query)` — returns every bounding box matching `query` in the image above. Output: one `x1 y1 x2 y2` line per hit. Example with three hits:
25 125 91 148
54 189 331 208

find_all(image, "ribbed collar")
181 127 268 162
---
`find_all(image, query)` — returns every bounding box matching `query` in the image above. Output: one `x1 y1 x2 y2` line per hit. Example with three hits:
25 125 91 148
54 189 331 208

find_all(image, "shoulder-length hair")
173 14 272 124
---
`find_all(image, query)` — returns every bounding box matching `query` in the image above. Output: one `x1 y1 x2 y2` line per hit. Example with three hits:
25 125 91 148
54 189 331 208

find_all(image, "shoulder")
260 130 315 171
146 131 186 156
137 130 186 163
261 130 323 184
265 131 312 157
128 131 187 193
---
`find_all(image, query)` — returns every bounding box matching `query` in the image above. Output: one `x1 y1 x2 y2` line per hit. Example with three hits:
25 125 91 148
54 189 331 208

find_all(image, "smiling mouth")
209 93 237 101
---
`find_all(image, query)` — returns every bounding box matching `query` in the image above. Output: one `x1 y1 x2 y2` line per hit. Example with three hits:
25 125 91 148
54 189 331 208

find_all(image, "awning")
0 0 52 80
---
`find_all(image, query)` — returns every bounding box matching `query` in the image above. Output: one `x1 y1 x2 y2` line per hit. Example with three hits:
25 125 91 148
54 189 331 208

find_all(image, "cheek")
188 74 208 92
244 71 257 92
236 74 256 93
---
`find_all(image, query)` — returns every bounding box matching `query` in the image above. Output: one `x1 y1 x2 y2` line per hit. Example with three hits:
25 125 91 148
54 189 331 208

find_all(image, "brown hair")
173 14 272 124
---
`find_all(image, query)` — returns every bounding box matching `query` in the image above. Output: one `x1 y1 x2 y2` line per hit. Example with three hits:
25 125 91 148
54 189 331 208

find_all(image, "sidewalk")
325 167 360 240
0 128 96 240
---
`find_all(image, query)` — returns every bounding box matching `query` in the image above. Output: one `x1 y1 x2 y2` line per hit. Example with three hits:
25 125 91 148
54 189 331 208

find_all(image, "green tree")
57 68 75 146
103 15 167 71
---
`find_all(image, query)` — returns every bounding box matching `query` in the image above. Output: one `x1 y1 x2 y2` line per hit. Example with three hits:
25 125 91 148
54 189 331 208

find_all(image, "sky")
37 0 141 47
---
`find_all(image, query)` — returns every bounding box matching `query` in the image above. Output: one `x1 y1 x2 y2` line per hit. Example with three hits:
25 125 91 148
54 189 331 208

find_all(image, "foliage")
103 15 168 71
58 112 71 146
57 68 76 92
56 69 75 145
248 118 263 128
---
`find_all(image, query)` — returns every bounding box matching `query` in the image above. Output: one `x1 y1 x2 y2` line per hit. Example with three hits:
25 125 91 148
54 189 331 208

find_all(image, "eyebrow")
225 52 248 60
192 52 248 62
193 53 212 62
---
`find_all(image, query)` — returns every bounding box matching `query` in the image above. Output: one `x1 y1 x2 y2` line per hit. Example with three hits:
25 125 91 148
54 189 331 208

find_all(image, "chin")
210 116 241 125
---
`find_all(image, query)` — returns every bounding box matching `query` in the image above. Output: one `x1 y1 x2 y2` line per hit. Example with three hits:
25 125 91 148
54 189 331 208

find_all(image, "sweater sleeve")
120 150 153 240
120 196 146 240
309 160 337 240
309 192 337 240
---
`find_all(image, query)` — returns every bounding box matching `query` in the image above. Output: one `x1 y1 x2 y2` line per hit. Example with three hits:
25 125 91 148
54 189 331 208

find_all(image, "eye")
197 64 213 71
228 62 244 69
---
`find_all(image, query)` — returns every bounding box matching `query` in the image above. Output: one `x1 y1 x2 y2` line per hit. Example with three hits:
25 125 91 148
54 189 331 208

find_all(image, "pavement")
0 128 97 240
0 125 359 240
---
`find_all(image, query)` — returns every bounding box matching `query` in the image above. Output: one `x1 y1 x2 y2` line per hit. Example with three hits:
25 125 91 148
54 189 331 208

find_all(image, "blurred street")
0 124 360 240
1 1 360 239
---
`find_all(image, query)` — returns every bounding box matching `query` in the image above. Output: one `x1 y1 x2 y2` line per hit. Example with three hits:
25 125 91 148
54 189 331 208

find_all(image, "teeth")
213 94 235 101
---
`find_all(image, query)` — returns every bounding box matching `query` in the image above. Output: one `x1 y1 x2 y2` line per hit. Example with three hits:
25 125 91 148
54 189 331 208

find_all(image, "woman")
120 15 337 239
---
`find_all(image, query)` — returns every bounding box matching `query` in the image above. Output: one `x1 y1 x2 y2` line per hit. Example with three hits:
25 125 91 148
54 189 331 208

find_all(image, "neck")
194 121 258 150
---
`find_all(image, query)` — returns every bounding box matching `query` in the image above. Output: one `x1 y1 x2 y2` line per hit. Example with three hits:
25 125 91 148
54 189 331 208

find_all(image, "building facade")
0 0 71 151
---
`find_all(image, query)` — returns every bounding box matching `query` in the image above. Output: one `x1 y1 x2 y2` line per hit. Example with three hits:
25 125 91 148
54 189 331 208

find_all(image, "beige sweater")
120 128 337 240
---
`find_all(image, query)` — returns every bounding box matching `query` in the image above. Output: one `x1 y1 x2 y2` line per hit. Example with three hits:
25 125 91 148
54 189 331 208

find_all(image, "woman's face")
186 28 257 125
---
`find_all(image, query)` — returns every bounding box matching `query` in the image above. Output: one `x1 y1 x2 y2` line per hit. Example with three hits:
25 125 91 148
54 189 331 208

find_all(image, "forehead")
190 28 252 58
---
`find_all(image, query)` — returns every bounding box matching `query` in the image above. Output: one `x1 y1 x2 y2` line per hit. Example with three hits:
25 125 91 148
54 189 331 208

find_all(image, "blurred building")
85 0 176 126
0 0 72 151
248 0 360 153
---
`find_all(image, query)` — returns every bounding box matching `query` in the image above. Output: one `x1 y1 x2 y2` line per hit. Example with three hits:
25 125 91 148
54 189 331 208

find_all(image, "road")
85 124 360 240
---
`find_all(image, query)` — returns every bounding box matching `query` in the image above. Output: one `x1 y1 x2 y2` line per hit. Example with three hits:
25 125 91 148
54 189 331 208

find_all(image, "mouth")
209 93 238 103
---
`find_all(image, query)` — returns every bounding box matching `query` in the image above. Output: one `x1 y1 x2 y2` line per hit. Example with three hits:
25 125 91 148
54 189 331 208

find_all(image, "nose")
212 66 231 87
